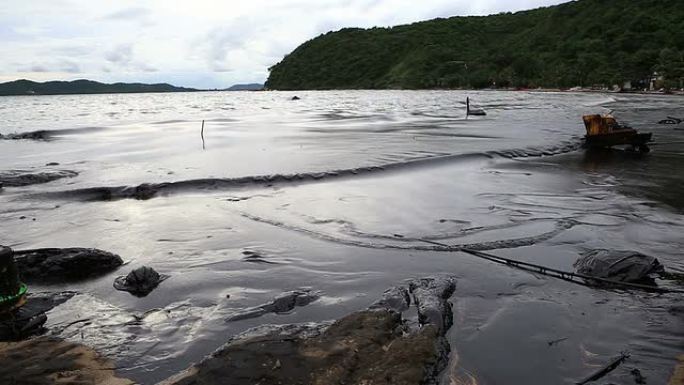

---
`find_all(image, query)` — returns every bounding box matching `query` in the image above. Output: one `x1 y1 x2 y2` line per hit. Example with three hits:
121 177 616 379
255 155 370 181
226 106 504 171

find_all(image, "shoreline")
2 87 683 98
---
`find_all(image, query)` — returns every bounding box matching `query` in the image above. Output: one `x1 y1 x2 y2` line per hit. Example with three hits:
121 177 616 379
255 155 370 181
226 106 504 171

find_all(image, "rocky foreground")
1 271 457 385
1 245 682 384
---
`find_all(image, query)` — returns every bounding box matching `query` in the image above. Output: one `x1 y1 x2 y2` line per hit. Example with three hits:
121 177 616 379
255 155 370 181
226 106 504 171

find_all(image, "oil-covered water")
1 91 682 384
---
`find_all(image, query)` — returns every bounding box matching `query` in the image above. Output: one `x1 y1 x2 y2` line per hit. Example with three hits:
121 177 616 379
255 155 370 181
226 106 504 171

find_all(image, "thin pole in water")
201 120 205 150
466 97 470 117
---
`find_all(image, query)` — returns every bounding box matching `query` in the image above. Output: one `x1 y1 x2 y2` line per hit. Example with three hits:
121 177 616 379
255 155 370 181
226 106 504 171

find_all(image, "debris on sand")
226 289 320 321
14 248 123 284
0 169 78 187
0 337 135 385
164 276 456 385
113 266 168 297
574 250 664 283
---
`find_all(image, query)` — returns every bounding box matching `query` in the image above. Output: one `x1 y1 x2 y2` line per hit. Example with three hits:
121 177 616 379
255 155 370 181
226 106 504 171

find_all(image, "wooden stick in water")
201 120 205 150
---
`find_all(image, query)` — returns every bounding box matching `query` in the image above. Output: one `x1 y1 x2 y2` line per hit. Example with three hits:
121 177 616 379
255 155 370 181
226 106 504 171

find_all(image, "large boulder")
164 309 445 385
14 248 123 284
574 250 664 283
162 276 457 385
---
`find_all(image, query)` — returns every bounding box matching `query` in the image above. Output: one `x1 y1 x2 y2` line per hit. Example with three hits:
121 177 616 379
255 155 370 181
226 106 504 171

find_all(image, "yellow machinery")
582 114 652 153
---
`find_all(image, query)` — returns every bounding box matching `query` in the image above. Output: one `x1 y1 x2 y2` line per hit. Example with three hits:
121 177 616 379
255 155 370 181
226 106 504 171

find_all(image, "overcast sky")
0 0 569 88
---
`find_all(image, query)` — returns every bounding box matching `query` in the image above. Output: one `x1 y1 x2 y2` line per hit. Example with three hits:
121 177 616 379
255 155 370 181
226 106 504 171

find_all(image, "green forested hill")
266 0 684 90
0 79 197 96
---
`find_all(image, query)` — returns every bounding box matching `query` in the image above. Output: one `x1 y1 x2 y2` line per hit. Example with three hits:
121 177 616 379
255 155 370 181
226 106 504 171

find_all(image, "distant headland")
225 83 264 91
0 79 269 96
0 79 201 96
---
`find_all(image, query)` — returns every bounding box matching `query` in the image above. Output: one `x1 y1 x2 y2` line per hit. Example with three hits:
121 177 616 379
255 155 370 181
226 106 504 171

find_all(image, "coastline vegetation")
266 0 684 91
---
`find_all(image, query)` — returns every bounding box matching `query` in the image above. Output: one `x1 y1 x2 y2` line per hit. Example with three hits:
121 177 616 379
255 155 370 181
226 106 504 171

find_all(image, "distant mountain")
266 0 684 90
0 79 198 96
225 83 264 91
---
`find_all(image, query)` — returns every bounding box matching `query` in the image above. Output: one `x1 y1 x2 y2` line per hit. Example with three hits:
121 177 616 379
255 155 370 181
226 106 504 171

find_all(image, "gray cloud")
26 64 49 72
103 7 152 20
17 60 80 74
105 44 133 65
59 60 81 73
136 62 158 73
51 45 91 57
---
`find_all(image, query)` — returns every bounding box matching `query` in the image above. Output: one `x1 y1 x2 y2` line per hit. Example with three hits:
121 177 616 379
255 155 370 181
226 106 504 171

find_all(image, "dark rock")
574 250 665 283
226 289 319 322
0 292 75 341
291 96 300 100
163 310 443 385
409 276 457 333
113 266 167 297
369 285 411 312
45 162 60 166
0 169 78 187
630 368 646 384
165 276 457 385
14 248 123 284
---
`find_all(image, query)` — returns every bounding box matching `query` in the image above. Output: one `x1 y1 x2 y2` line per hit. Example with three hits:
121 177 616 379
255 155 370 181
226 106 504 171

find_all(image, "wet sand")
0 91 683 384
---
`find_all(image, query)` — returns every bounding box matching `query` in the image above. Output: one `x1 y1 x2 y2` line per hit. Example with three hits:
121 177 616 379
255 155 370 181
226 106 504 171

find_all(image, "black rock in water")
574 250 665 283
14 248 124 284
114 266 167 297
291 95 300 100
